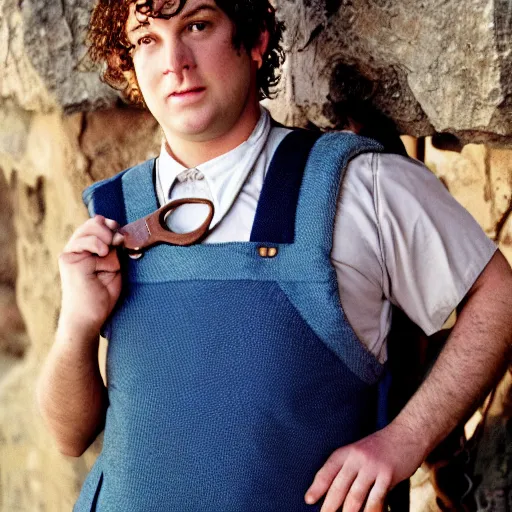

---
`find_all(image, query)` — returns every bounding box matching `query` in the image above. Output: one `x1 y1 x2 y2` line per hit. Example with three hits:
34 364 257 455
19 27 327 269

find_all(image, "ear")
250 29 270 70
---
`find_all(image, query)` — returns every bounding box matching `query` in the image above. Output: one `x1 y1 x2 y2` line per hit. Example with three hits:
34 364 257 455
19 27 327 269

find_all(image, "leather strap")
119 198 214 257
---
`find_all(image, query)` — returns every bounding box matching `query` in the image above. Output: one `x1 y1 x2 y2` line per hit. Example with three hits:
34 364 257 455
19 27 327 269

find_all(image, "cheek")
203 32 242 70
206 44 251 89
133 55 156 92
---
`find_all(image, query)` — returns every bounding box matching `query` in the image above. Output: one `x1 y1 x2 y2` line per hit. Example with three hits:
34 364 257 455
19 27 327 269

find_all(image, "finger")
342 471 376 512
320 464 358 512
67 216 117 248
65 235 110 257
305 449 349 505
112 231 124 246
363 474 392 512
104 218 120 231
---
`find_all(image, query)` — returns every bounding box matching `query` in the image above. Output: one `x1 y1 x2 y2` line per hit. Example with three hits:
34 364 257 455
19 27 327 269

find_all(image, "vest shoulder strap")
82 160 156 225
250 129 322 243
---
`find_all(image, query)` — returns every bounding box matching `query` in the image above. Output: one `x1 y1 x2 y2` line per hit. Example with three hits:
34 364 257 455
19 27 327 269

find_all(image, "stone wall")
270 0 512 145
0 108 161 511
0 167 27 377
0 0 511 510
1 0 511 142
425 141 512 262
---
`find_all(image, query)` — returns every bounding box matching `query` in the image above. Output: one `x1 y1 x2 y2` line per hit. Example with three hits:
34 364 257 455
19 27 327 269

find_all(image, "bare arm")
37 216 123 457
305 249 512 512
37 325 108 457
391 249 511 451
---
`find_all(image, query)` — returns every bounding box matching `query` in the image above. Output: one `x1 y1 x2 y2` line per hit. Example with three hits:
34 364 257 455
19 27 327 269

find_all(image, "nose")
162 35 194 76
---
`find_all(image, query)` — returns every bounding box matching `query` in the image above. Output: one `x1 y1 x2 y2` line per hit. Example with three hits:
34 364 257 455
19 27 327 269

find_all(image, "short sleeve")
369 152 496 334
332 152 497 362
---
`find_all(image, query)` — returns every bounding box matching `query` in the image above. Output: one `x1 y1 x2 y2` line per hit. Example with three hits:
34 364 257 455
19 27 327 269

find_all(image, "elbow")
49 426 92 458
56 441 87 458
35 382 91 458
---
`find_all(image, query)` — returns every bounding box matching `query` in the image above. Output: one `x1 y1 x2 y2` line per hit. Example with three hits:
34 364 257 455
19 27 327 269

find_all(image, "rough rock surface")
0 169 16 288
425 140 512 262
0 0 510 144
0 165 28 379
269 0 512 145
0 108 160 511
0 0 116 114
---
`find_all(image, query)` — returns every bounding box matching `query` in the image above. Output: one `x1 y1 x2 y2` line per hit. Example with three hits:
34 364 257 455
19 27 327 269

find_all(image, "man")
37 0 512 510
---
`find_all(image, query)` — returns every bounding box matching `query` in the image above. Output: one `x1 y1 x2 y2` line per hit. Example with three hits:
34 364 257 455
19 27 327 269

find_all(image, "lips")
170 86 206 97
166 86 206 106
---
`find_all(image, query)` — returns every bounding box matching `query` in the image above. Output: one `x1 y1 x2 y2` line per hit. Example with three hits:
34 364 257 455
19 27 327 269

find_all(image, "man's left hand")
304 423 427 512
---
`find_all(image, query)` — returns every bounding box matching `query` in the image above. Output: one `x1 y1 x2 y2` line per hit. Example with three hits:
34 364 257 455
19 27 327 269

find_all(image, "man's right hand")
58 215 124 336
37 215 122 456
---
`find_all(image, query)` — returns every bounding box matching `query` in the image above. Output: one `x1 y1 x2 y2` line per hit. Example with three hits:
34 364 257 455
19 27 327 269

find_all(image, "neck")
164 101 262 168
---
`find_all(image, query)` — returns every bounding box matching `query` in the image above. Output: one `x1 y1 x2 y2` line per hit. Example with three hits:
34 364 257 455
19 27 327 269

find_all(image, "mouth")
169 87 206 98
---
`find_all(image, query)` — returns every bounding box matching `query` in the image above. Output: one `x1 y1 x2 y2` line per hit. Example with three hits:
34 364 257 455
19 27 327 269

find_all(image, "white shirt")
156 108 497 362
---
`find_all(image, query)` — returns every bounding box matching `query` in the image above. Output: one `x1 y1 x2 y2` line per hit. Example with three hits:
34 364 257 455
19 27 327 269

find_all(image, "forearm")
37 321 108 457
391 250 512 456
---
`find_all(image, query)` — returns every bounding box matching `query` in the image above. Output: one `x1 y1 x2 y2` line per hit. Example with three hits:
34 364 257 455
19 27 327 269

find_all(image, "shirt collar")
157 107 272 227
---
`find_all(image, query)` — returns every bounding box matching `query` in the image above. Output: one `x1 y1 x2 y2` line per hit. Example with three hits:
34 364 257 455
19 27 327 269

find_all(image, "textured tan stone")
0 0 53 113
425 141 495 233
410 467 440 512
0 167 16 286
80 108 161 182
0 285 28 359
0 106 160 512
0 162 27 385
489 149 512 253
424 139 512 260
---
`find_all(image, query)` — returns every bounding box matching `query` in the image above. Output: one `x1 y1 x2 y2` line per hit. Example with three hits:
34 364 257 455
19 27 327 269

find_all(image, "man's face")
126 0 262 144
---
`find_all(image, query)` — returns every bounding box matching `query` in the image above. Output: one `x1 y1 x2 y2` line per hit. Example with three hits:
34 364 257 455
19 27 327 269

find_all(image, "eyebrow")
128 4 218 34
181 4 218 21
129 21 150 35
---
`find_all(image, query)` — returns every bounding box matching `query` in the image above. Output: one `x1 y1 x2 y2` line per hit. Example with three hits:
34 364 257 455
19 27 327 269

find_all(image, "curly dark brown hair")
87 0 285 106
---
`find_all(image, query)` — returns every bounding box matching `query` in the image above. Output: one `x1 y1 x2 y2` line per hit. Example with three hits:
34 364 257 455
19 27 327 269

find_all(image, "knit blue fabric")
75 131 385 512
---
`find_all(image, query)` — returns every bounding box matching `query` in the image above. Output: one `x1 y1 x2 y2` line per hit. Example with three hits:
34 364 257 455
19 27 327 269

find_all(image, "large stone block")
424 138 512 261
0 0 116 114
0 0 52 113
0 164 28 384
268 0 512 146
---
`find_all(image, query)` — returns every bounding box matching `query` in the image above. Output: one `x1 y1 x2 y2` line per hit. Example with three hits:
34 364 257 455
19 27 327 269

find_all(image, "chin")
169 116 228 141
174 124 214 141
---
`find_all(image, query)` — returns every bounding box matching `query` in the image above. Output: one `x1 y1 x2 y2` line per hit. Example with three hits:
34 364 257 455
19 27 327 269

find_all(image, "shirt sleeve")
361 152 497 335
332 152 391 362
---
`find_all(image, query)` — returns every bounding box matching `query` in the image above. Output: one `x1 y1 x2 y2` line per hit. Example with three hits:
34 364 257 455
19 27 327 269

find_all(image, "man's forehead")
133 0 183 20
126 0 218 33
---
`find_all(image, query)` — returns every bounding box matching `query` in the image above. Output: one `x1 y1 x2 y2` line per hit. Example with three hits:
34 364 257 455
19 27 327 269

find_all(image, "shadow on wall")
0 168 28 381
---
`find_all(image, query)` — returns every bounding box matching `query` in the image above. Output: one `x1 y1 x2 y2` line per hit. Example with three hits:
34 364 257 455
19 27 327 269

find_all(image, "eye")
137 35 154 46
188 22 208 32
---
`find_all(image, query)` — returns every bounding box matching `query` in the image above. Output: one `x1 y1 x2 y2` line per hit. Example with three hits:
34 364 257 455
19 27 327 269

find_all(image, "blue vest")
74 131 386 512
